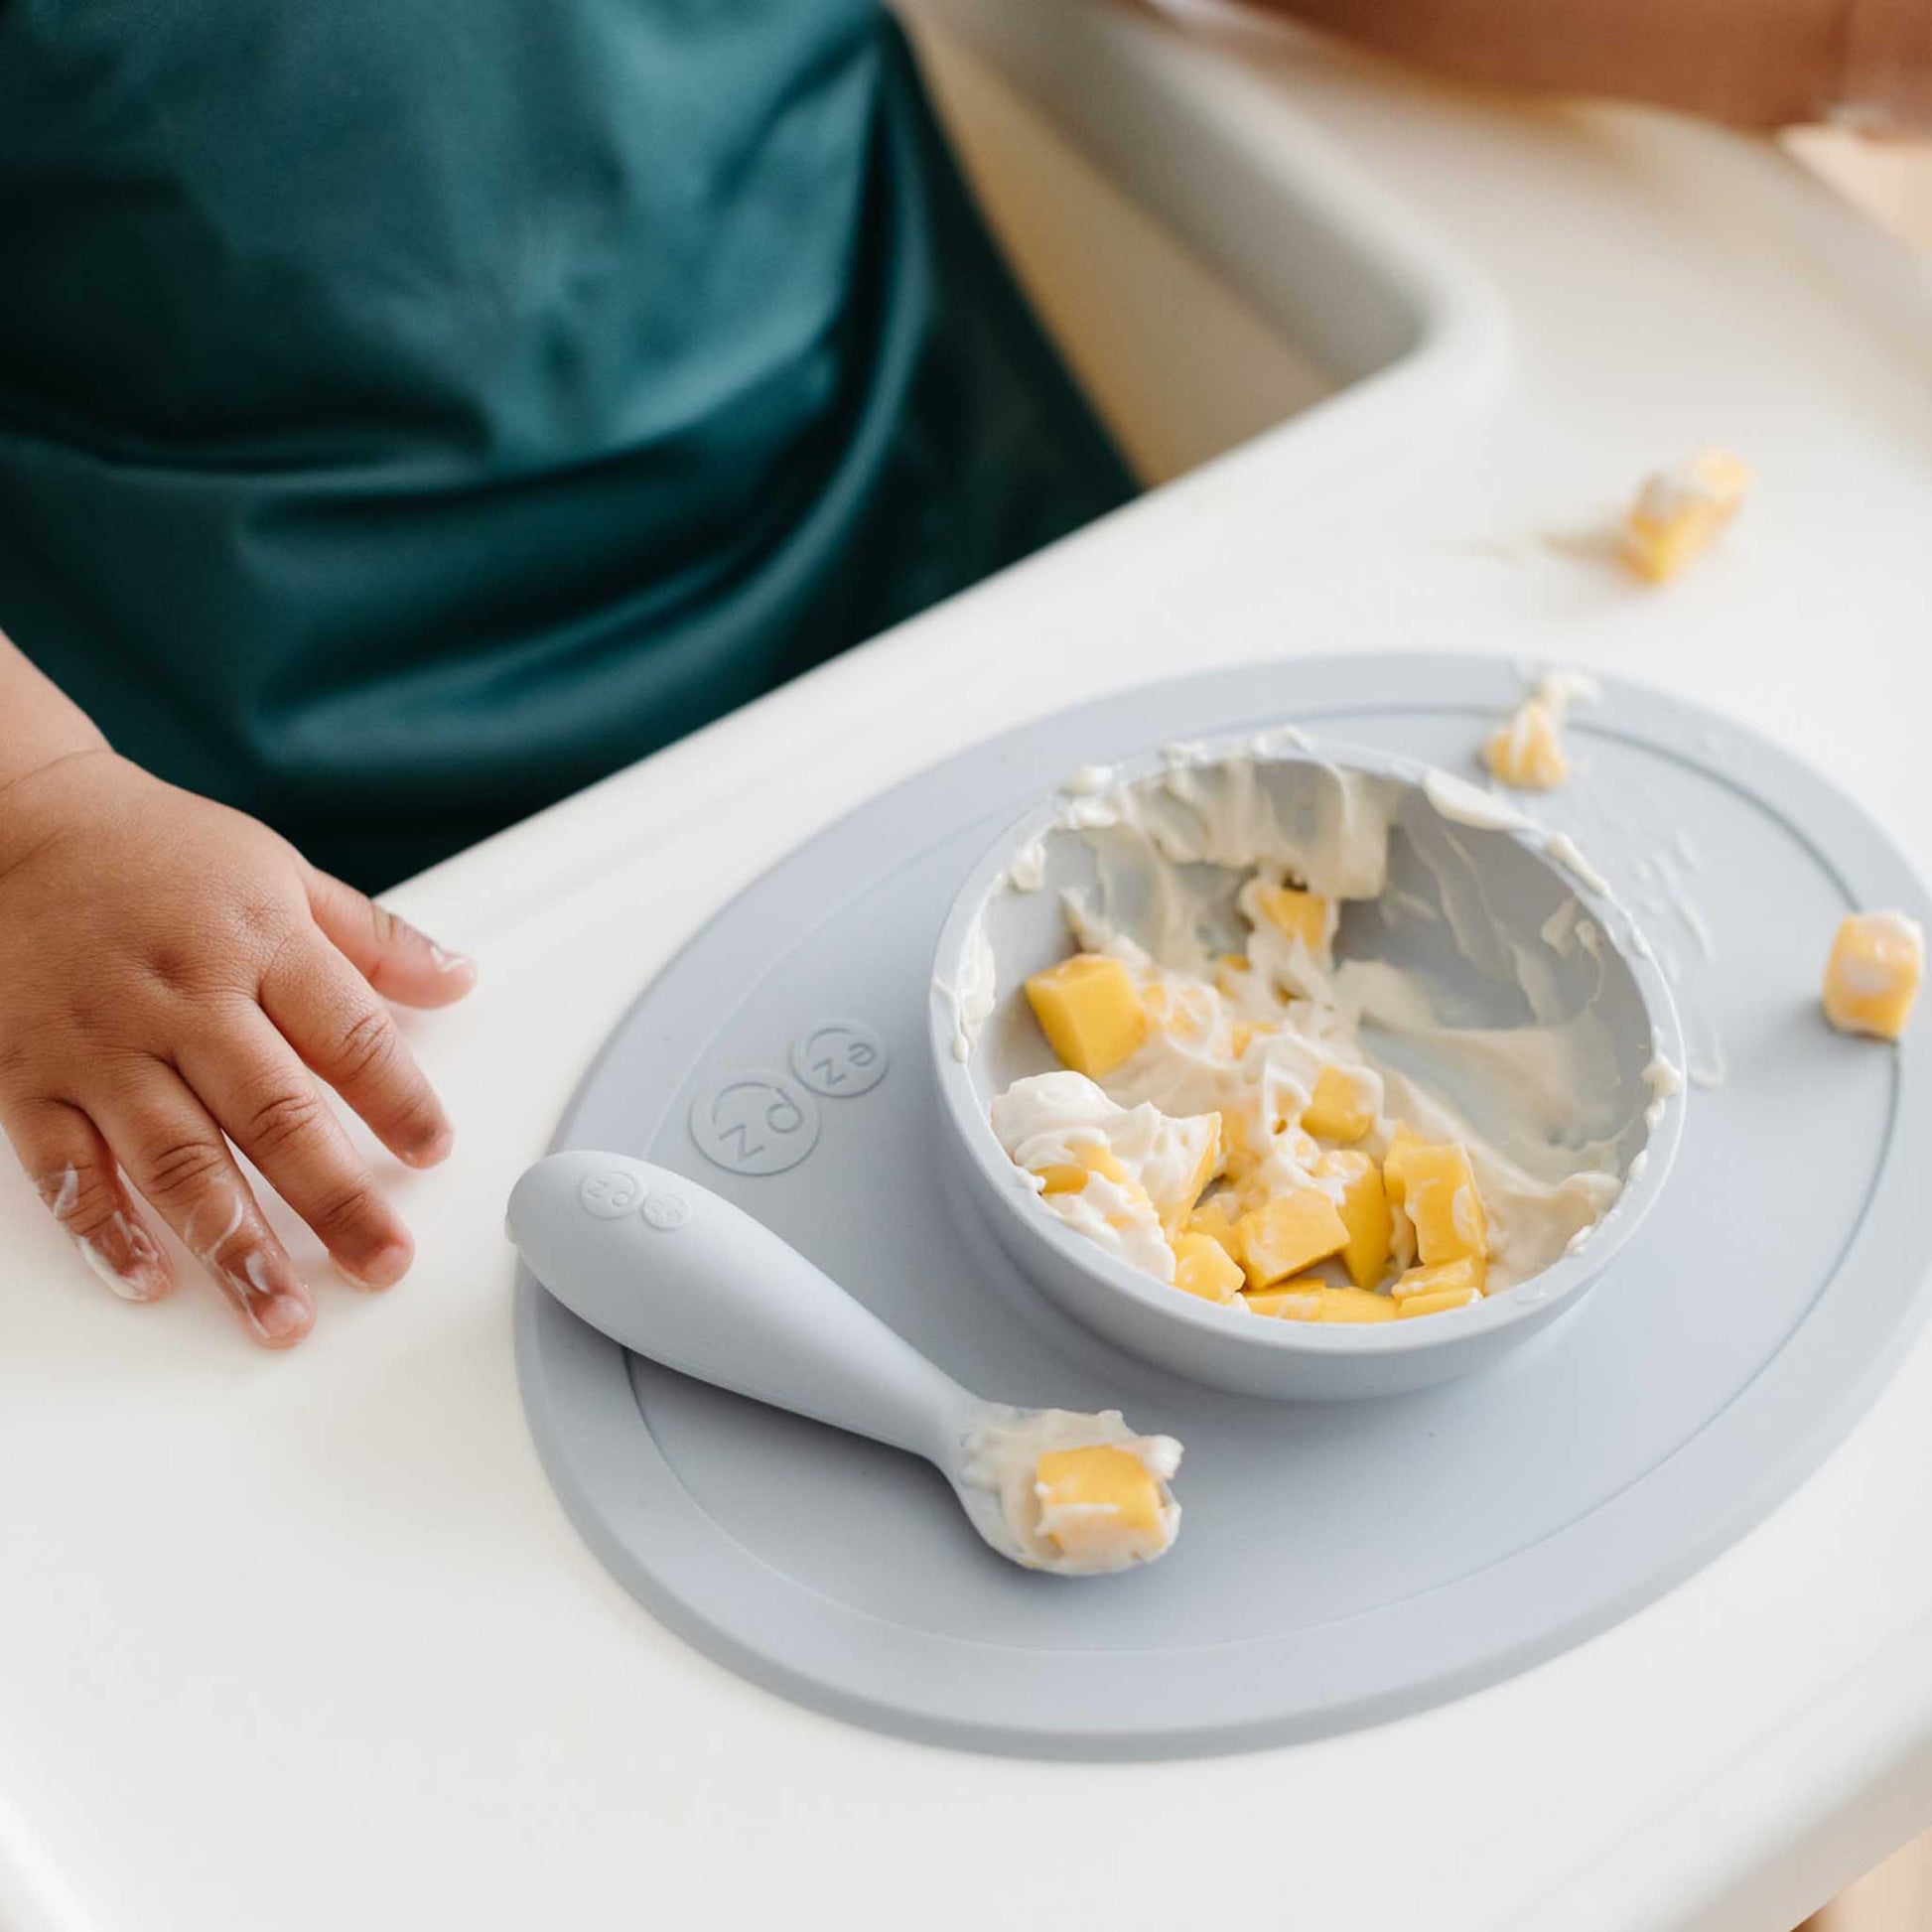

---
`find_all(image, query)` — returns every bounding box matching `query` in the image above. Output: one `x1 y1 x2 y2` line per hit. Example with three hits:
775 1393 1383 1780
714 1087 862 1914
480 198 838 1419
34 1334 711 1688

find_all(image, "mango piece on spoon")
1034 1446 1170 1565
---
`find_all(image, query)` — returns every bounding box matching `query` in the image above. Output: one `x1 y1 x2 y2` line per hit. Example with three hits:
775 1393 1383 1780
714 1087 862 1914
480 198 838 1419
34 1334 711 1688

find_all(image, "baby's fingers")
179 1009 415 1290
306 869 475 1009
4 1098 171 1302
93 1068 315 1347
262 946 453 1172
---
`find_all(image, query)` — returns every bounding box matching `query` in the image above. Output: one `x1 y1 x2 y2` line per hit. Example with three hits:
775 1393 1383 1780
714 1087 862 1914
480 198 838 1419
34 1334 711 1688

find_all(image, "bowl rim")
926 728 1689 1361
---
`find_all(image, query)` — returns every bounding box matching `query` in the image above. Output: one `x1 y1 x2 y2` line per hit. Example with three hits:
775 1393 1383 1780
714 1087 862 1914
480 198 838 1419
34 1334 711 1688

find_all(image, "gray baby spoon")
506 1151 1180 1574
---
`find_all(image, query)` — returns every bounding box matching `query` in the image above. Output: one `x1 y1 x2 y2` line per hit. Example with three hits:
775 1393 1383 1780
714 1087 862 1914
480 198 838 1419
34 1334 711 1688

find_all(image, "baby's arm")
1254 0 1929 132
0 629 476 1346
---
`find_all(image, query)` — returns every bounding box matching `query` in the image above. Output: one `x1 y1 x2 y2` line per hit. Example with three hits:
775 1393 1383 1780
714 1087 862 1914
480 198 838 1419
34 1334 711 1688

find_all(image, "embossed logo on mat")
789 1020 889 1099
689 1071 821 1176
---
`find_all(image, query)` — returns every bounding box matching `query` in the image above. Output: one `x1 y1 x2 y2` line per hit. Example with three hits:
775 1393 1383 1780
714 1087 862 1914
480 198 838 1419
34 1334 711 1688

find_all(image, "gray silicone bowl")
928 735 1686 1401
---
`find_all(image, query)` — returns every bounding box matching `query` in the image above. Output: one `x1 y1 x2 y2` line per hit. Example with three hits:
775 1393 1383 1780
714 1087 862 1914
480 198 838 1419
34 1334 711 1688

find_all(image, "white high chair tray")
11 0 1932 1920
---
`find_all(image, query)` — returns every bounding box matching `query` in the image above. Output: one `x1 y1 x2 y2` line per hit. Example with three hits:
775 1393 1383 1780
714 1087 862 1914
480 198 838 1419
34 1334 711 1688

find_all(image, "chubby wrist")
0 744 123 885
0 629 113 797
0 729 112 798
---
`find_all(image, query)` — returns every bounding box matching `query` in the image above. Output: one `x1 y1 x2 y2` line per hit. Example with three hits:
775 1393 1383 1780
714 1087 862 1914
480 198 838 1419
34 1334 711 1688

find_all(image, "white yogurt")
937 916 996 1062
975 746 1649 1305
1643 1053 1685 1129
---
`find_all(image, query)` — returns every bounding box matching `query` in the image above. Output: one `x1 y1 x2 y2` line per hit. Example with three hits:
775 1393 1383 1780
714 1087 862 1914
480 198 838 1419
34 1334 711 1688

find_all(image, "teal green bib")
0 5 1132 885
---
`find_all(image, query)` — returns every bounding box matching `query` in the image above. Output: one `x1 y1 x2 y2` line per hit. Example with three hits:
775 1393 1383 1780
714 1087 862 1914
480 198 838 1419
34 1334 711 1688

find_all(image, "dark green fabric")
0 4 1135 888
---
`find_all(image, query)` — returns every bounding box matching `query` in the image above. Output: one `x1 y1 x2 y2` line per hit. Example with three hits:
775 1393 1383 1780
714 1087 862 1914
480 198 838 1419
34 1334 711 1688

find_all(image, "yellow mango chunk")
1304 1064 1375 1143
1379 1125 1422 1270
1185 1192 1244 1261
1397 1285 1483 1318
1622 448 1751 584
1235 1187 1349 1289
1255 884 1333 954
1823 911 1924 1042
1383 1139 1486 1267
1312 1286 1399 1323
1246 1284 1397 1323
1393 1255 1487 1301
1482 699 1569 790
1317 1149 1393 1290
1024 954 1149 1078
1219 1112 1262 1186
1243 1279 1325 1319
1035 1145 1130 1194
1159 1115 1223 1236
1173 1230 1245 1304
1214 954 1252 1002
1035 1447 1164 1559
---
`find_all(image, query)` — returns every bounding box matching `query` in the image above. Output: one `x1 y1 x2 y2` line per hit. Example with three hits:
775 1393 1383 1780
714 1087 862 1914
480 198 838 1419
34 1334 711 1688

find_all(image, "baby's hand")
0 750 476 1346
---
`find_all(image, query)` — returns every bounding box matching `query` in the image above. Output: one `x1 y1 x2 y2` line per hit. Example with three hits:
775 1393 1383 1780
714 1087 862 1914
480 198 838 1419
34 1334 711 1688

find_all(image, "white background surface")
7 5 1932 1928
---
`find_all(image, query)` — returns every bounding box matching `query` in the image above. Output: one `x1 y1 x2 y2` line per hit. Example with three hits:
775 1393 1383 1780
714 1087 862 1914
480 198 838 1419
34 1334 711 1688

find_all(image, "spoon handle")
508 1151 976 1462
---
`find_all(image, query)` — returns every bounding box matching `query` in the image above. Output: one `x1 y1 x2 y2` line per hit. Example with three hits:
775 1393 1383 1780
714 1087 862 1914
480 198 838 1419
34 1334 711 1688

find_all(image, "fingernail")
77 1240 168 1303
333 1240 411 1292
230 1251 314 1344
74 1215 170 1303
428 945 475 978
251 1293 315 1345
403 1126 455 1170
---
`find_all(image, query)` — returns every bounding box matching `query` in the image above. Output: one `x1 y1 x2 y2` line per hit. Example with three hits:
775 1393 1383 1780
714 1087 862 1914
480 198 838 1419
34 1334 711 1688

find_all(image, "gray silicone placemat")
513 653 1930 1759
